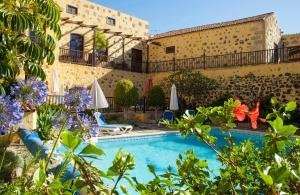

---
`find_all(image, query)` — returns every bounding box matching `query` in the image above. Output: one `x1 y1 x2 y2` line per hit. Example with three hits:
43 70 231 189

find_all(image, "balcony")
59 47 128 68
148 46 300 73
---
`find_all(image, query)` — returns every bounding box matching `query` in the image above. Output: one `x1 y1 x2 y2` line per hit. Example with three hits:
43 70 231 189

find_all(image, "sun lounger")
158 110 174 126
94 112 133 134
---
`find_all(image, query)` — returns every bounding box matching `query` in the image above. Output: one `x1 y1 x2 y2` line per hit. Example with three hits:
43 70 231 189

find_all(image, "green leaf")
278 125 298 136
271 97 277 106
269 117 283 132
120 185 129 194
79 144 105 156
60 131 82 151
258 169 273 186
148 165 156 176
285 101 297 112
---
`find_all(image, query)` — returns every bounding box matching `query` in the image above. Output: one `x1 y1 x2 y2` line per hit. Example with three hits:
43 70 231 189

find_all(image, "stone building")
54 0 149 72
148 12 281 61
42 1 300 102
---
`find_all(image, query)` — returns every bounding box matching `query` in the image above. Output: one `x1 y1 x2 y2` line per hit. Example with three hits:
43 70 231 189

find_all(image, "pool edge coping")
89 127 265 142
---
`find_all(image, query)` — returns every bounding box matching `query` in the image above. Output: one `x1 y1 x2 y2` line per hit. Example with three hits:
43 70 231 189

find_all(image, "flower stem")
45 124 65 170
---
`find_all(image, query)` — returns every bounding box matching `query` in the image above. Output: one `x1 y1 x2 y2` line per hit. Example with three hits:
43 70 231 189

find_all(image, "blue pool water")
63 129 263 194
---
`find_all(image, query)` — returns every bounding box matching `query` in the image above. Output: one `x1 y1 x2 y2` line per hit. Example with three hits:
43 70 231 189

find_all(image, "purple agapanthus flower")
52 112 73 130
10 78 48 110
64 87 92 112
68 113 94 131
0 96 24 134
89 125 99 137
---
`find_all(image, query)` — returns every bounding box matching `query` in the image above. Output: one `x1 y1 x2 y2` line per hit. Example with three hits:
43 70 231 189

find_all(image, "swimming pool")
75 129 263 194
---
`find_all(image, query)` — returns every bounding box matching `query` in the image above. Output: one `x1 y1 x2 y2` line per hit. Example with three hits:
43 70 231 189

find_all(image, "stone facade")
148 13 281 62
42 4 300 104
151 62 300 105
264 14 281 50
55 0 149 67
282 34 300 47
43 63 147 97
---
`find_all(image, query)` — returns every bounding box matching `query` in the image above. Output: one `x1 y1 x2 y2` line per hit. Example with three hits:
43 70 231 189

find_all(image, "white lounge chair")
94 112 133 133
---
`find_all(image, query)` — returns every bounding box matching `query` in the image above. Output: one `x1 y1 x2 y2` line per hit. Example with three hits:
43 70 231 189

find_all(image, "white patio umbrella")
90 78 109 109
169 84 179 111
52 64 59 94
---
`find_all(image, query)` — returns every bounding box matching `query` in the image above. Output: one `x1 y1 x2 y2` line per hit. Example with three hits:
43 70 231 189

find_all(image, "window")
70 34 84 57
166 46 175 54
106 17 116 26
67 5 78 15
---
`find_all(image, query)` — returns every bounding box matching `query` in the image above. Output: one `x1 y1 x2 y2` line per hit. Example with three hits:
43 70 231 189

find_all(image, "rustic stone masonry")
149 13 281 62
151 62 300 106
198 72 300 106
282 34 300 47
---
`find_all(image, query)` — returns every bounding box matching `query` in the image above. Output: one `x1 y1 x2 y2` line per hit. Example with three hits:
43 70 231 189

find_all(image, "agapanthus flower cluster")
0 96 24 134
52 112 95 133
64 87 92 112
10 78 48 110
67 113 95 131
89 125 99 137
52 112 73 130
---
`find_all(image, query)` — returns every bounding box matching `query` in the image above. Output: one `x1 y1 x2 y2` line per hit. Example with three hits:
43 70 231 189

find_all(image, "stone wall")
44 63 147 97
282 34 300 47
150 62 300 105
55 0 149 68
149 20 268 62
264 14 281 50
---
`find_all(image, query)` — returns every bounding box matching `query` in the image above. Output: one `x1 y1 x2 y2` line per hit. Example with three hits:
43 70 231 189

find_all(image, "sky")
92 0 300 36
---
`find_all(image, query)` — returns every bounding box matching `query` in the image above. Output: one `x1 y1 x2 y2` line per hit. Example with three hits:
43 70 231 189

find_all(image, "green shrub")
113 79 139 109
36 104 65 141
146 86 166 121
146 86 165 108
208 94 232 107
161 70 219 105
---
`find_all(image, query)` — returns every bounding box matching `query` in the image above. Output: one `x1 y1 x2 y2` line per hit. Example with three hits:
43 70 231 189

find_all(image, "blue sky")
92 0 300 35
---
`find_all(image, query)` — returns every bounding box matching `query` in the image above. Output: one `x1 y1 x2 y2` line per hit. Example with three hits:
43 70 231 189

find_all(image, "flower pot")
22 111 37 130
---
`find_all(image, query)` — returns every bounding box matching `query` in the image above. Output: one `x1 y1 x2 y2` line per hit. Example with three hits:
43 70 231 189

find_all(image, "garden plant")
113 79 139 120
0 0 299 194
146 85 166 121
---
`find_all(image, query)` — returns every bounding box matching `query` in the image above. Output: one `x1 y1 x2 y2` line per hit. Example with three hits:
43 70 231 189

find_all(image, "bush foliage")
113 79 139 109
146 85 165 108
162 70 219 105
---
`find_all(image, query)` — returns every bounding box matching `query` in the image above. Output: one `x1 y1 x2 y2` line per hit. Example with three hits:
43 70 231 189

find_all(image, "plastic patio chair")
158 110 174 126
185 109 196 116
94 112 133 133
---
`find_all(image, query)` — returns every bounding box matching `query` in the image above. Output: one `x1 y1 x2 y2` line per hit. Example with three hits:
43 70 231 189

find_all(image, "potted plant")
146 85 166 121
113 79 139 120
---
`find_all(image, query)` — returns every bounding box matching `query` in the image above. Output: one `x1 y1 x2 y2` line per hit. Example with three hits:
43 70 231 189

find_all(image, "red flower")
233 100 249 121
233 100 265 129
248 102 260 129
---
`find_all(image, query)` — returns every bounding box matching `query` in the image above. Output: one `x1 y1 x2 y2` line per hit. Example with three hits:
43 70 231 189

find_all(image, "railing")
59 47 125 67
148 46 300 73
45 95 168 113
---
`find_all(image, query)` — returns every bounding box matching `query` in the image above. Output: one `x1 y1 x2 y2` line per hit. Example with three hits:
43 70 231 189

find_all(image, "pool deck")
94 123 266 140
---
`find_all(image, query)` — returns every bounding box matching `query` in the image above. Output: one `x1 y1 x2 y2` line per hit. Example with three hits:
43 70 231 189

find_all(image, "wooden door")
131 49 143 73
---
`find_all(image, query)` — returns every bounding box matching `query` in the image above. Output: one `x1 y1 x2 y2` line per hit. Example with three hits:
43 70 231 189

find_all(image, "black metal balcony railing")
59 46 300 73
59 48 125 67
148 46 300 73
